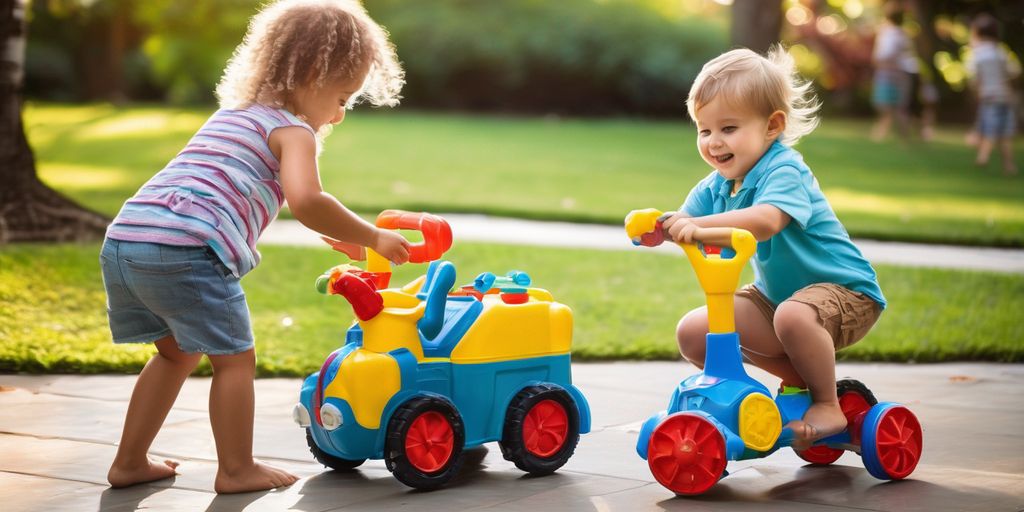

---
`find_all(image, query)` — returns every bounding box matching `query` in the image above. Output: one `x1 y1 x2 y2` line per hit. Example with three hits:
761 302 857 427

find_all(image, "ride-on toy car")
624 208 923 496
293 210 591 490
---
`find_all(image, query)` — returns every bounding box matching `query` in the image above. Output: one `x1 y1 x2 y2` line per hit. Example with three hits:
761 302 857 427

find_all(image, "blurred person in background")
966 13 1020 176
870 1 914 142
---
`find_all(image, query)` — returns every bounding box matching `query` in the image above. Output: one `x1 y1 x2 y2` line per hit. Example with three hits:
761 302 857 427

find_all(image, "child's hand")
372 229 411 265
662 214 699 244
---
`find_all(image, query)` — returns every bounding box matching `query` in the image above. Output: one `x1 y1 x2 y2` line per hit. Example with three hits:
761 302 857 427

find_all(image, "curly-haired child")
661 47 886 450
101 0 410 493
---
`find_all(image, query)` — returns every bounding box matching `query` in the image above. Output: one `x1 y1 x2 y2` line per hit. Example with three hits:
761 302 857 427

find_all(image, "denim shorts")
977 102 1017 138
100 238 254 355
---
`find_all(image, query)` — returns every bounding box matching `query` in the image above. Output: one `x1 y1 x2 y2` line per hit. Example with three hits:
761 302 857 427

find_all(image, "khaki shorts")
737 283 882 350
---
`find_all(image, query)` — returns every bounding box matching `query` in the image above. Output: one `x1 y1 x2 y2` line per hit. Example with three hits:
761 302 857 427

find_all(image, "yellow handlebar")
625 209 756 334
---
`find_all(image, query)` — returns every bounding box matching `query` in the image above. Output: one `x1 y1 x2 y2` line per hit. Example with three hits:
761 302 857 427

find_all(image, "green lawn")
2 242 1021 376
24 103 1024 247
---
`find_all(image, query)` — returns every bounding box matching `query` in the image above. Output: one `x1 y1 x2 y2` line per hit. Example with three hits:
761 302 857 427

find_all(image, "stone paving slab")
2 362 1022 511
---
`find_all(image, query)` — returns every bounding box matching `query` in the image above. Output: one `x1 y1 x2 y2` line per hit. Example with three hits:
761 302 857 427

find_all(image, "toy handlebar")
625 208 756 334
367 210 453 273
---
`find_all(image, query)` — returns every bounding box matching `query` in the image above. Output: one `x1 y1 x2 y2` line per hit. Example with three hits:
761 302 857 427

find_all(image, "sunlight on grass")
76 111 201 140
22 103 1024 245
37 163 135 191
826 188 1024 222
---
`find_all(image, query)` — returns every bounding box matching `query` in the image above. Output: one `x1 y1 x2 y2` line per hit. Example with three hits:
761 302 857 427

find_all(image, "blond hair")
216 0 404 111
686 46 819 146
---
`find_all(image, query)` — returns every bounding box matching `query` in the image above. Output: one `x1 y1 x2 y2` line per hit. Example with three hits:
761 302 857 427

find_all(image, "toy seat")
415 260 483 357
420 297 482 358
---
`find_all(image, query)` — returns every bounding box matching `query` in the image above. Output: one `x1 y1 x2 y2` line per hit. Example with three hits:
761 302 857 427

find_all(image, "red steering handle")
376 210 453 263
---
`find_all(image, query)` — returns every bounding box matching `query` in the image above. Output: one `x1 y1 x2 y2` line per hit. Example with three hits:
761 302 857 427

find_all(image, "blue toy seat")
419 296 482 358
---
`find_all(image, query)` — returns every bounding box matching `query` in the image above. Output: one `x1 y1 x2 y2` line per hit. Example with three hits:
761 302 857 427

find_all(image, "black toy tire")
384 395 465 490
499 384 580 475
836 379 878 407
305 428 366 470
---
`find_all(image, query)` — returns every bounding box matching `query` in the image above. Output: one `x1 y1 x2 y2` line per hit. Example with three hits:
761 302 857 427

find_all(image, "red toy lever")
330 272 384 321
376 210 453 263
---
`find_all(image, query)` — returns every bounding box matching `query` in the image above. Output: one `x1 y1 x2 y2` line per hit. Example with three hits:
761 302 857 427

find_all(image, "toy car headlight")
292 403 311 428
320 403 344 431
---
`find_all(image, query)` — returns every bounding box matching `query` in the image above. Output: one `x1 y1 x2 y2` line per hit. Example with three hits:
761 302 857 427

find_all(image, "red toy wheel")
647 413 726 496
499 385 580 475
797 444 844 465
795 379 877 464
863 404 923 480
405 411 455 473
523 399 570 457
385 396 465 490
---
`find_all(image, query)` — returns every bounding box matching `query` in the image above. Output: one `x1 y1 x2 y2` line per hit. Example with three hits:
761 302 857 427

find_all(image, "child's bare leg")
677 299 802 384
976 137 995 166
871 110 892 141
108 336 201 488
999 137 1017 175
208 349 298 493
773 301 846 450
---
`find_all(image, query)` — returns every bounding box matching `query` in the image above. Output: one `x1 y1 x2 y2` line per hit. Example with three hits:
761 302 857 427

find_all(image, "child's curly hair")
687 46 820 146
216 0 404 111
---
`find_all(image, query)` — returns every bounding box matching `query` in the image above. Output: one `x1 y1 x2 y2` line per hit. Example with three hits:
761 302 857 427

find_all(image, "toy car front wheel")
499 384 580 475
305 429 366 470
384 396 465 490
647 412 726 496
796 379 877 465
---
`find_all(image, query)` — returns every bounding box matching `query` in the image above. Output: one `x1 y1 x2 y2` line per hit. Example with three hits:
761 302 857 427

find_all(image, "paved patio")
1 362 1022 511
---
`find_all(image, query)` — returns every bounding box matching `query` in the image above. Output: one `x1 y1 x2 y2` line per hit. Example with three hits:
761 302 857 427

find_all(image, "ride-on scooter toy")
293 210 591 490
624 208 923 496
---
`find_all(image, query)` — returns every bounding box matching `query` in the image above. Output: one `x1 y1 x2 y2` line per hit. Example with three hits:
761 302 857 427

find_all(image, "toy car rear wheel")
305 428 365 470
796 379 877 465
499 384 580 475
384 396 465 490
647 412 726 496
861 403 923 480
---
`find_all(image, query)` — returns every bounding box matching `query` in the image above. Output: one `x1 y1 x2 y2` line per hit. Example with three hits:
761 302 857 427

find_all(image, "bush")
368 0 727 116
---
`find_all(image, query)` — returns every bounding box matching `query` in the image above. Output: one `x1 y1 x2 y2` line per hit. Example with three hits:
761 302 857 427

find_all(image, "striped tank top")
106 104 314 277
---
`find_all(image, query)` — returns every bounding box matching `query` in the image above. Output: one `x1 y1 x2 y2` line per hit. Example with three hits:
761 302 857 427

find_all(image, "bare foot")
214 461 299 494
787 401 848 452
1003 164 1019 177
107 457 179 488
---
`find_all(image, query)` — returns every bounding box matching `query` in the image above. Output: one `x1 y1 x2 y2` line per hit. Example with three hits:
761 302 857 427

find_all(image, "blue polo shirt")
682 140 886 309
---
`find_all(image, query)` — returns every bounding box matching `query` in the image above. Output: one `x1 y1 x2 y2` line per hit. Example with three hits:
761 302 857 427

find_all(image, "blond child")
101 0 410 493
661 47 886 449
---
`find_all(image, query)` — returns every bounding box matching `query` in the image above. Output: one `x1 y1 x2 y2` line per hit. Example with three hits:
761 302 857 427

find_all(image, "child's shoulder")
756 142 813 180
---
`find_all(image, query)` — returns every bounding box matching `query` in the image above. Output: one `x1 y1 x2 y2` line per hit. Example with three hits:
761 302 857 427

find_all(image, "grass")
24 103 1024 247
2 242 1021 376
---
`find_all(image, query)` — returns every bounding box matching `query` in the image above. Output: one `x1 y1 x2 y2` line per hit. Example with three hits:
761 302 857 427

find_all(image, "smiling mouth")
712 153 734 164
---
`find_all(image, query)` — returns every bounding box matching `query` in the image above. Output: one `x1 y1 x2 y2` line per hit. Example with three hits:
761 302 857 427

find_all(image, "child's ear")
766 110 787 139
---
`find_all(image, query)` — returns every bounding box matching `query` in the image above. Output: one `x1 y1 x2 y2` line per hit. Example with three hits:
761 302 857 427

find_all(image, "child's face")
292 72 367 131
693 96 784 182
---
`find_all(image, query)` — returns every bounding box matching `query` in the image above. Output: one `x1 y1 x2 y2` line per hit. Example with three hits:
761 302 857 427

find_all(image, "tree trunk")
1 0 108 244
731 0 783 54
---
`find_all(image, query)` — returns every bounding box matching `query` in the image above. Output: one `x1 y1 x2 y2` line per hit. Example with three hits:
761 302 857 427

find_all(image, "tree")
731 0 783 53
1 0 108 243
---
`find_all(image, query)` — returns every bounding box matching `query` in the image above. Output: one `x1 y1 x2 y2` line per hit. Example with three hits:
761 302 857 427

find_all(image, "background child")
870 1 915 142
966 13 1020 176
660 47 886 449
101 0 409 493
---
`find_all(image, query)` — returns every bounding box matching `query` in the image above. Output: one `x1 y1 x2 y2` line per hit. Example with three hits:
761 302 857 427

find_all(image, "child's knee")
676 309 708 361
772 301 819 341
